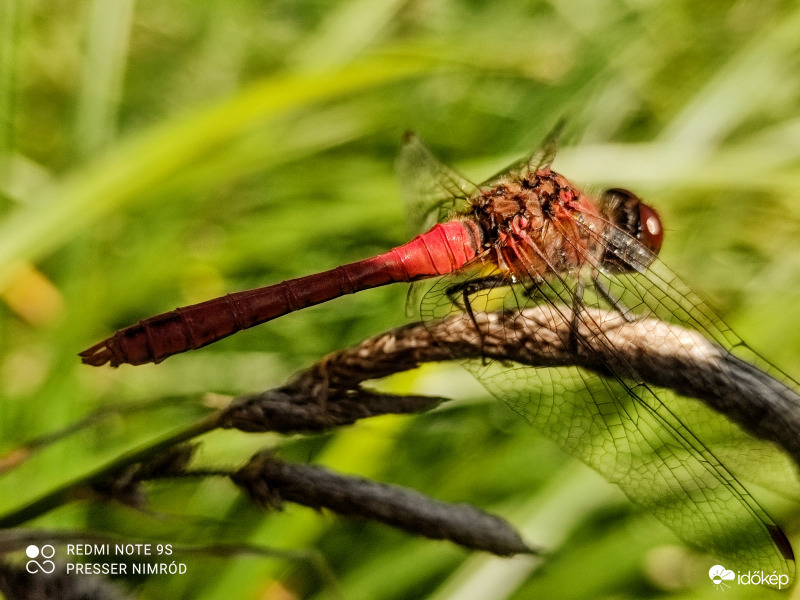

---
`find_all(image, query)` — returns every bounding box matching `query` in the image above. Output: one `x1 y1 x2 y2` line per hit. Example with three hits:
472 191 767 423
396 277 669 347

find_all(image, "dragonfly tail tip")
78 341 114 367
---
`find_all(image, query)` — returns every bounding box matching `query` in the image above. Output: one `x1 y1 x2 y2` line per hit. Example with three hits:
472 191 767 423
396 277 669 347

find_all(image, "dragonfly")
80 132 795 580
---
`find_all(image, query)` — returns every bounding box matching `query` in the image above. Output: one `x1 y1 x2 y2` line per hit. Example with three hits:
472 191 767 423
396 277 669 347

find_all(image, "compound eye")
638 202 664 255
600 188 664 256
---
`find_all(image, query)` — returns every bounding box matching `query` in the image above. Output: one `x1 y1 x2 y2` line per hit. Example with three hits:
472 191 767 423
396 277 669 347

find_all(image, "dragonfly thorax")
470 169 606 278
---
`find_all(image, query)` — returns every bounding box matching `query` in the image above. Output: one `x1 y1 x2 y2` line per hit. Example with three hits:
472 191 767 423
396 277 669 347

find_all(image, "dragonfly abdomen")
79 220 481 367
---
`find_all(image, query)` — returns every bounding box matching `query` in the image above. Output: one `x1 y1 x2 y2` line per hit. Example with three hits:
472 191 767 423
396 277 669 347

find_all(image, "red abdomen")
80 220 482 367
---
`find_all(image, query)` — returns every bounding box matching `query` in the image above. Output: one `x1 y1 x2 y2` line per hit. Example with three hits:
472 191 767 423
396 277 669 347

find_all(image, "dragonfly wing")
396 132 479 235
478 123 562 190
654 388 800 498
480 352 793 575
588 252 800 493
560 215 797 573
597 253 794 379
418 234 796 578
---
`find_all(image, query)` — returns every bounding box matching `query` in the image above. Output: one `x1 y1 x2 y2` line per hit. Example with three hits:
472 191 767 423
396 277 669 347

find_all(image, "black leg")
445 275 509 363
594 278 635 322
445 275 508 310
568 278 586 355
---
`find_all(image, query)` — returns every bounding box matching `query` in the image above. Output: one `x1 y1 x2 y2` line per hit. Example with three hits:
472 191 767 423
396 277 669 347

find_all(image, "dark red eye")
600 188 664 257
638 202 663 255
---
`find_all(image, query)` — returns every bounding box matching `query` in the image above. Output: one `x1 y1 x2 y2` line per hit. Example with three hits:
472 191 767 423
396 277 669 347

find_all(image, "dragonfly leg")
593 278 635 322
568 279 586 356
445 275 508 313
445 275 508 363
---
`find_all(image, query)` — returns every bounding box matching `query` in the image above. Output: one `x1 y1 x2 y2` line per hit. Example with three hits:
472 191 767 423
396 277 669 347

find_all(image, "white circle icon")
25 544 55 574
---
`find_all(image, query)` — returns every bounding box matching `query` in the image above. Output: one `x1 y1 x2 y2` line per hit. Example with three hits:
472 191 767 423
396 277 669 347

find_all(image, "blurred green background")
2 0 800 598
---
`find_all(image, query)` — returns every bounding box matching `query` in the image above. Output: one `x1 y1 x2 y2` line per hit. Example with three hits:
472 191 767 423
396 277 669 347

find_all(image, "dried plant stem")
2 305 798 533
232 452 533 556
304 306 800 467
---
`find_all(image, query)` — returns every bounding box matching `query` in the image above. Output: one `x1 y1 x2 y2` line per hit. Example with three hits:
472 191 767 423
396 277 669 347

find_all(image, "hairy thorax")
470 167 605 278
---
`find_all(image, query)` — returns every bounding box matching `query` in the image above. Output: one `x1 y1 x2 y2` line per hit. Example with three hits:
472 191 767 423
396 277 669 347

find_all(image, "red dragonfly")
81 133 795 579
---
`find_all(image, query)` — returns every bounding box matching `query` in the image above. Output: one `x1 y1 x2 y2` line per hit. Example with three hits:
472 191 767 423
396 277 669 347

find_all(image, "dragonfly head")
599 188 664 272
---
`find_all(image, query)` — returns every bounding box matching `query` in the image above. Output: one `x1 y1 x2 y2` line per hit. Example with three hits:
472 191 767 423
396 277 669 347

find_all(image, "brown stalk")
2 306 798 555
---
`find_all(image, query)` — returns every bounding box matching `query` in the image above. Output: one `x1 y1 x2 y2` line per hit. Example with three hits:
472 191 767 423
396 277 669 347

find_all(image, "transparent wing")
418 208 796 579
562 210 800 498
592 225 800 400
395 132 479 235
478 123 562 190
654 388 800 498
395 127 562 234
